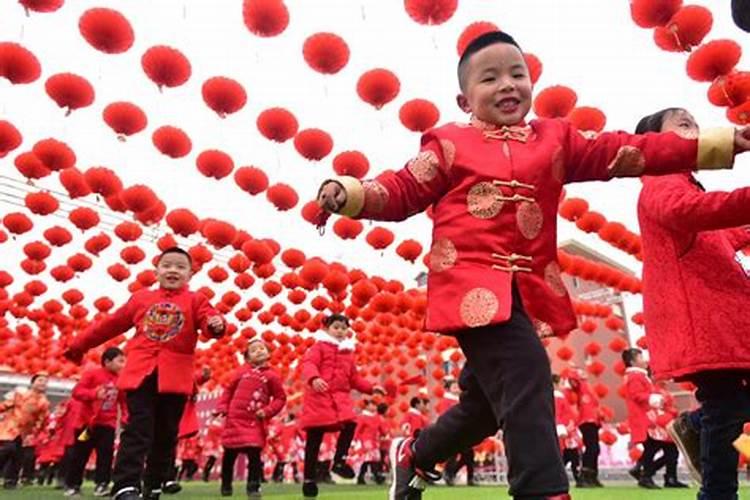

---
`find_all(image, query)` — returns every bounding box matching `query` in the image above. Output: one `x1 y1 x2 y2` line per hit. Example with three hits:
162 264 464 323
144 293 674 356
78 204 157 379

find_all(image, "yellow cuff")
697 127 735 170
334 176 365 217
733 433 750 459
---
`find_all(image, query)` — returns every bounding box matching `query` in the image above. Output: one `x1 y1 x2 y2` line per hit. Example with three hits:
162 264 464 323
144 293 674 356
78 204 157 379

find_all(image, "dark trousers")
66 425 116 488
413 286 568 499
221 447 262 492
19 446 35 483
639 438 678 479
445 448 475 483
111 371 187 496
0 438 22 486
303 421 357 481
37 462 57 485
689 370 750 500
579 423 600 472
178 459 198 481
57 444 75 485
561 448 580 482
202 456 216 482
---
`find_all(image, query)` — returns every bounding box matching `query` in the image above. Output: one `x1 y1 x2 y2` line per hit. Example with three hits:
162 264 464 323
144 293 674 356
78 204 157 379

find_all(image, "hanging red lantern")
256 107 298 143
0 121 22 158
708 71 750 108
121 246 146 265
69 207 100 231
728 101 750 125
51 265 74 283
204 220 237 249
366 227 395 250
266 183 299 211
24 241 51 261
103 102 148 141
686 40 742 82
456 21 499 56
196 149 234 180
357 69 400 109
242 240 273 265
18 0 63 14
524 53 543 85
31 138 76 171
608 336 628 353
654 5 712 52
281 249 305 269
576 211 606 233
262 281 282 298
120 184 157 213
556 345 574 361
333 217 363 240
533 86 578 118
15 152 50 180
235 273 255 290
228 253 251 273
234 166 269 195
242 0 289 37
152 126 192 158
21 259 45 275
0 42 41 84
302 32 350 74
630 0 682 28
166 208 200 237
300 201 324 226
3 213 33 235
44 73 95 115
599 429 618 446
399 99 440 132
78 8 134 54
189 244 213 266
94 297 114 313
84 233 111 256
404 0 458 25
202 77 247 118
332 151 369 178
294 128 333 161
323 271 349 295
67 253 93 273
141 45 191 90
580 319 597 334
558 198 589 221
107 263 130 282
25 192 59 216
300 259 328 285
568 107 606 133
84 166 123 197
208 266 229 283
114 221 142 242
43 226 72 247
584 341 602 357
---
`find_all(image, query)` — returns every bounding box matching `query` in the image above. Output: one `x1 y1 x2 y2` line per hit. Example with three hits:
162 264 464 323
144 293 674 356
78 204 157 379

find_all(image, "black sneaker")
356 476 366 485
628 465 641 481
63 487 81 497
330 461 356 481
143 488 161 500
93 483 109 497
389 437 441 500
668 412 702 484
162 481 182 494
246 480 262 498
221 486 233 497
638 476 661 489
113 487 141 500
302 480 318 498
664 476 689 488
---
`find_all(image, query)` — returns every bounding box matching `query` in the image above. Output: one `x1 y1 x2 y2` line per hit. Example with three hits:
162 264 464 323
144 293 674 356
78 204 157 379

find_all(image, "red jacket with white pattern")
623 367 663 444
401 408 429 437
638 172 750 380
331 118 733 337
70 366 126 430
69 286 224 395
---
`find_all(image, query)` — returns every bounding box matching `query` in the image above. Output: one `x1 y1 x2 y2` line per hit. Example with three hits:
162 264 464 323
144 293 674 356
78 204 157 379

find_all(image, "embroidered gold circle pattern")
459 287 499 327
466 182 502 219
544 262 568 297
429 238 457 272
517 202 543 240
407 150 440 183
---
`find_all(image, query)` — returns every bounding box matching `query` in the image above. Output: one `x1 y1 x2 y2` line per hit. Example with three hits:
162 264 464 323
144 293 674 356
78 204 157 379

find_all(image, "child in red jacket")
300 314 381 498
215 338 286 498
354 399 385 485
553 374 582 487
63 347 126 497
64 247 225 500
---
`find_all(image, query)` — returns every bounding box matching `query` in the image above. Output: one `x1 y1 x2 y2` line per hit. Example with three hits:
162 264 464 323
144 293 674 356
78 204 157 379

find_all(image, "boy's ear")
456 93 471 114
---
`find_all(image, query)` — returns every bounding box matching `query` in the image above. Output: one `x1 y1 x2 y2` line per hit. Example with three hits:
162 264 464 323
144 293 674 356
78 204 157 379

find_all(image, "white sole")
667 420 702 485
388 438 404 500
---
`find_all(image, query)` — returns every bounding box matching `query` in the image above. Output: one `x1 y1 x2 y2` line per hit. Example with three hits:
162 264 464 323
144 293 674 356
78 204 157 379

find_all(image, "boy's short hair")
409 396 422 408
30 372 47 384
458 31 523 91
377 403 388 415
102 347 124 365
323 313 349 327
157 246 193 266
621 348 642 367
551 373 561 385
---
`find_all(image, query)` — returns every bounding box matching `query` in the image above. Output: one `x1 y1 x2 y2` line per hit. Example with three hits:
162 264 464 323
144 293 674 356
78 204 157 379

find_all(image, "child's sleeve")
215 369 241 414
625 376 652 408
193 293 225 338
724 226 750 251
71 371 98 402
324 132 452 221
350 363 374 394
640 175 750 235
301 344 322 384
263 373 287 418
70 296 139 352
562 122 735 183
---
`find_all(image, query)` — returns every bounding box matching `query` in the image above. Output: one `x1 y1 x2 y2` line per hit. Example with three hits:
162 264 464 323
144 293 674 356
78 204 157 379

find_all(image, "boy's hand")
256 409 266 419
317 182 346 213
311 377 329 393
96 387 107 399
63 348 84 364
734 126 750 154
207 316 224 335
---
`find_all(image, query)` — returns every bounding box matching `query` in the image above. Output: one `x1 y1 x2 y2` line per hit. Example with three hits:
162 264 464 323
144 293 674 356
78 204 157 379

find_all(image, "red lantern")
294 129 333 161
302 33 350 74
686 40 742 82
51 265 74 283
524 53 543 85
654 5 712 52
396 240 423 263
580 319 597 334
404 0 458 25
108 263 130 282
234 166 269 195
19 0 63 14
399 99 439 132
121 246 146 265
242 0 289 37
556 345 574 361
584 341 602 357
152 126 192 158
69 207 100 231
262 281 282 298
300 201 324 226
166 208 200 237
78 8 134 54
102 102 148 139
256 108 298 142
141 45 191 90
3 213 32 235
587 360 606 377
576 211 606 233
44 73 95 115
365 227 394 250
0 42 41 84
333 217 363 240
202 77 247 118
203 220 237 250
568 107 606 133
242 240 273 265
599 429 618 446
323 271 349 295
68 253 93 273
94 297 114 313
281 249 305 269
208 266 229 283
533 86 578 118
0 120 22 158
332 151 369 178
558 198 589 221
300 259 328 285
59 167 92 199
630 0 682 28
25 191 59 216
265 183 298 211
608 336 628 353
15 152 50 180
121 185 157 213
456 21 499 56
24 241 51 261
84 167 122 196
196 150 234 180
44 226 72 247
357 69 400 109
114 221 142 242
727 101 750 125
32 138 76 171
84 233 111 256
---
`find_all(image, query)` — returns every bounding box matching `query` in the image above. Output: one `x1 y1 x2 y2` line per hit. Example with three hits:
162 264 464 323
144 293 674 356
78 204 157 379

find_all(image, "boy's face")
449 382 460 395
156 253 192 290
661 109 699 139
325 320 349 341
31 375 48 393
457 43 532 126
633 352 648 370
246 341 270 365
105 354 125 374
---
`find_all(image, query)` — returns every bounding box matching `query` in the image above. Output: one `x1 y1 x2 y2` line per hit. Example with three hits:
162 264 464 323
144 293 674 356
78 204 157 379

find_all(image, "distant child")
553 374 582 487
